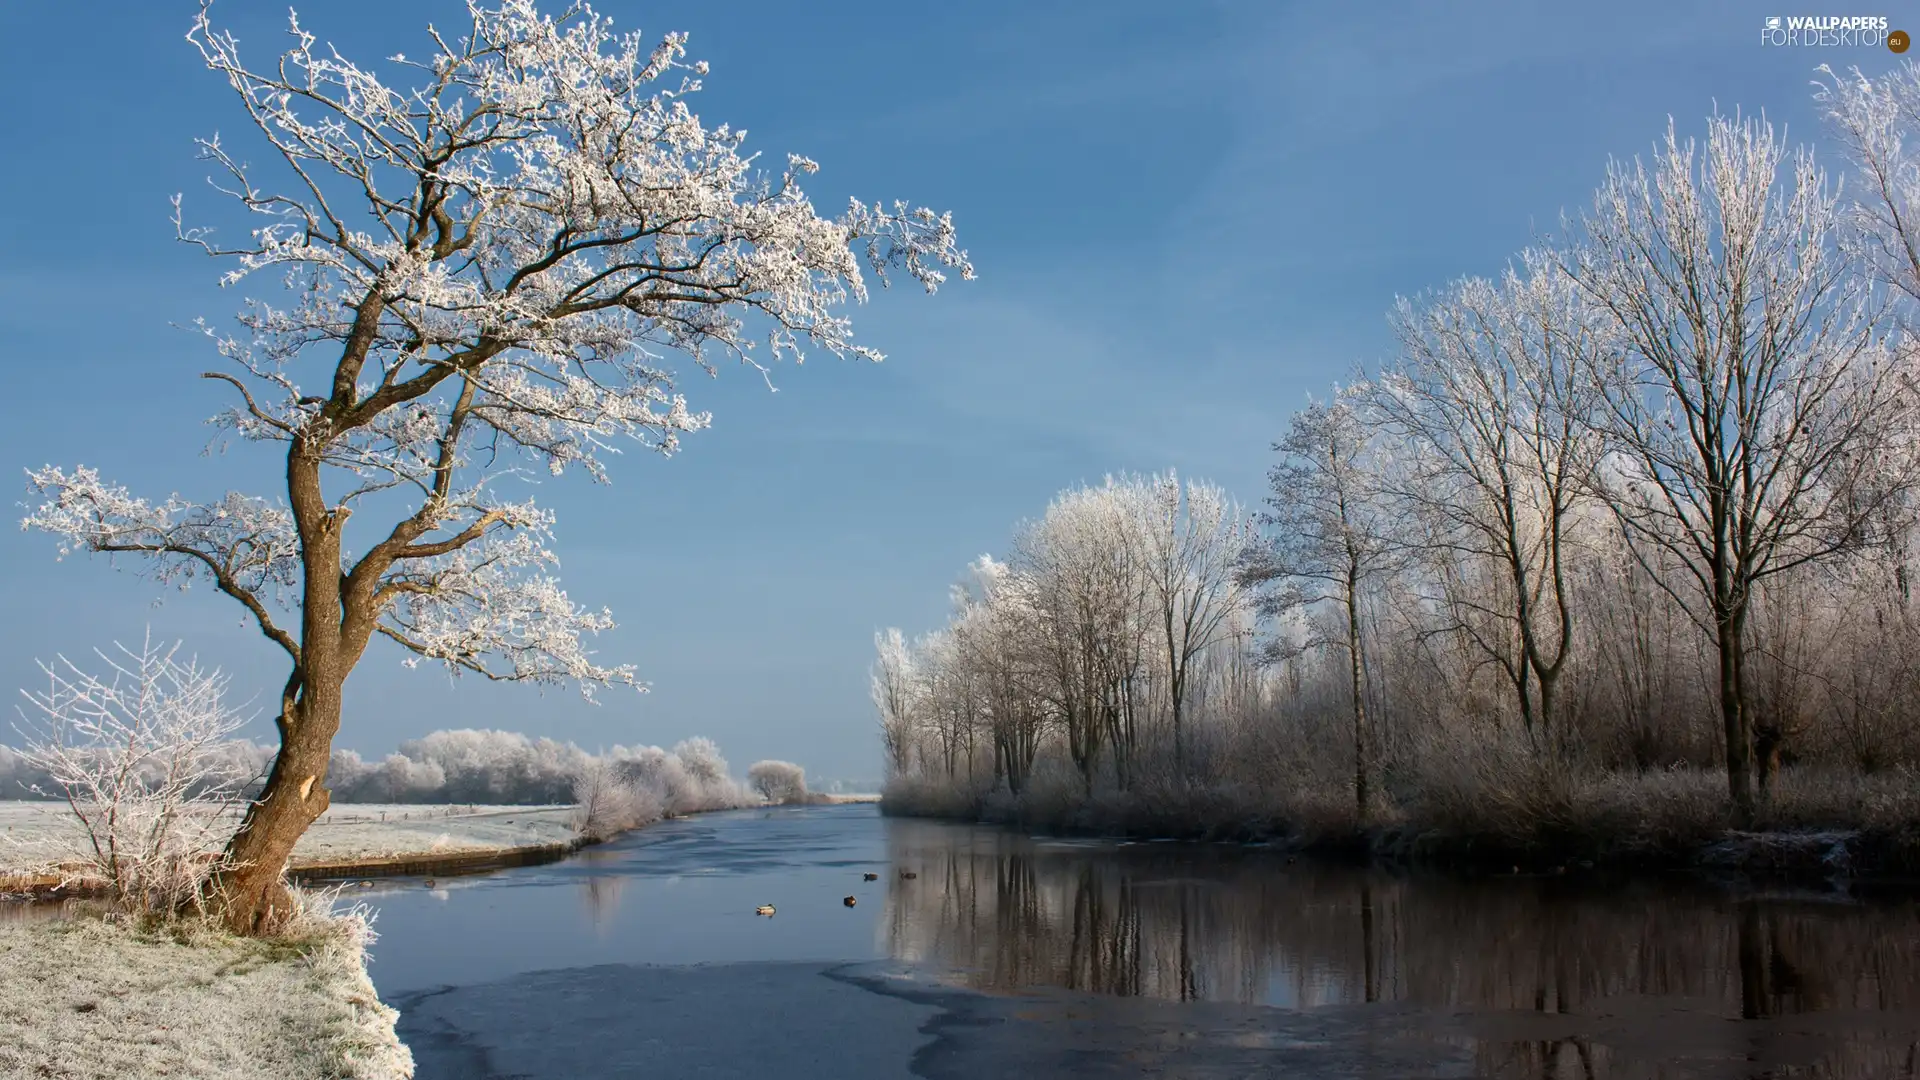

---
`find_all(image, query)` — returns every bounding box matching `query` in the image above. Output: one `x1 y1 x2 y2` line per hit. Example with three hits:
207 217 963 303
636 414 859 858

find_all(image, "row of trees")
1 718 751 809
873 473 1256 801
876 65 1920 838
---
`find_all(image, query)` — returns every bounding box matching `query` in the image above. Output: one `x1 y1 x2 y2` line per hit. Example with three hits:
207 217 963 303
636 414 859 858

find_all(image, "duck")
423 878 436 888
899 870 917 880
357 881 374 889
862 873 879 882
755 904 776 917
843 896 857 907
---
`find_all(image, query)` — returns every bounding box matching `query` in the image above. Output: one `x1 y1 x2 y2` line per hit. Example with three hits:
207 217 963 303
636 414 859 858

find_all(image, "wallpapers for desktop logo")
1761 15 1907 50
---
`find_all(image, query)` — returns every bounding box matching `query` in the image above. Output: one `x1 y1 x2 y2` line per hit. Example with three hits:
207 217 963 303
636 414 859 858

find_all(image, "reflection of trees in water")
883 822 1920 1078
578 873 626 932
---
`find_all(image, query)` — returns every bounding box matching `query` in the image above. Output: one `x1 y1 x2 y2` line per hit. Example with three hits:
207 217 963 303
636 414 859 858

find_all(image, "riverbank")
0 803 587 897
0 799 767 1077
880 765 1920 884
0 905 412 1079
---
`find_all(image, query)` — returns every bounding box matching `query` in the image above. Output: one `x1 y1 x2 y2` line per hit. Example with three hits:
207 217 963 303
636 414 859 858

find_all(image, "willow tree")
23 0 970 934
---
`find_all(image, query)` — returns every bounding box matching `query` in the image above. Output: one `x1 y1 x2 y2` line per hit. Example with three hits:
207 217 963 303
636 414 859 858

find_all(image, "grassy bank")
0 803 587 898
0 906 411 1079
0 797 731 1076
881 764 1920 882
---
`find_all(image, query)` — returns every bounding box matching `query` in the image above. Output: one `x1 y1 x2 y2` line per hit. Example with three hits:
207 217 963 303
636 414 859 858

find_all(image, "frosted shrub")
8 636 255 917
570 758 662 841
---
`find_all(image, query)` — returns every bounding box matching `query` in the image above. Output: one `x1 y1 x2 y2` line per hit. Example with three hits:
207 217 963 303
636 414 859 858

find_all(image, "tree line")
874 65 1920 852
1 721 753 809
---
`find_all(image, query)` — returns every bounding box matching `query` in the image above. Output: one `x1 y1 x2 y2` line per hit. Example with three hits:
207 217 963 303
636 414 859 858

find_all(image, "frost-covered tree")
1817 60 1920 310
870 628 919 779
1561 115 1911 816
1012 481 1141 793
949 557 1048 795
1245 391 1400 819
1131 472 1255 777
19 1 970 934
747 759 807 804
571 756 660 840
1378 252 1605 747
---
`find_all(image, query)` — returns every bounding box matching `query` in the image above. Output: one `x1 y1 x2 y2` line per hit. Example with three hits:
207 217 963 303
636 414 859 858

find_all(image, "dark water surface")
372 804 1920 1079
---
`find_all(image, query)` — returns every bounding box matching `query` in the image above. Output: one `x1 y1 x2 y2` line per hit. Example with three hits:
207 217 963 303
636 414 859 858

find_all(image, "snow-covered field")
0 912 411 1079
0 802 577 874
284 804 576 863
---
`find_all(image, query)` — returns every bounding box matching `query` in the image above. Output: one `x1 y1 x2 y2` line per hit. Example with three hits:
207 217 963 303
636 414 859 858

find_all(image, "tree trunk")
1169 665 1187 780
205 445 350 935
1346 559 1370 823
204 678 342 934
1716 603 1756 820
1537 670 1560 759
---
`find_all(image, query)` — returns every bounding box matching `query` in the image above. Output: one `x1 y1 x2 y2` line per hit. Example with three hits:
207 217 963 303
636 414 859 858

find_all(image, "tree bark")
1716 602 1756 820
204 443 354 934
206 690 340 934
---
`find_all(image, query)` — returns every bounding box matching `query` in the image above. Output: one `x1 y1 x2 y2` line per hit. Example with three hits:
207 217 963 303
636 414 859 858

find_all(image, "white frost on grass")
291 804 577 863
0 802 576 875
0 909 412 1079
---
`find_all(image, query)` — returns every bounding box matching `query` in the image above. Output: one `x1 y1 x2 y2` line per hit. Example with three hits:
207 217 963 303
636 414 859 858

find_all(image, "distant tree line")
874 64 1920 855
0 727 754 809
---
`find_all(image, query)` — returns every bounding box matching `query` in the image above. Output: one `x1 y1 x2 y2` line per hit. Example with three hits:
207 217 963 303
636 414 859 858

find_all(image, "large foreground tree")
23 0 970 934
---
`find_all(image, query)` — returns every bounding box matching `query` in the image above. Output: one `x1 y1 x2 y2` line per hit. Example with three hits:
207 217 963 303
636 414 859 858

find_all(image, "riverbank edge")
2 797 883 899
0 836 601 901
878 794 1920 886
0 808 670 1078
0 907 413 1079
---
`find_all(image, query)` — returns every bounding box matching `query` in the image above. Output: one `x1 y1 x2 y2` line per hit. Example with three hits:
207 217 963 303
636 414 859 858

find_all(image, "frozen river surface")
371 804 1920 1079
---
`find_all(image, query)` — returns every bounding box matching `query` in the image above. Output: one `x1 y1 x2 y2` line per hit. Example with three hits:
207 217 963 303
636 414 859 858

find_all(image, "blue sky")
0 2 1906 779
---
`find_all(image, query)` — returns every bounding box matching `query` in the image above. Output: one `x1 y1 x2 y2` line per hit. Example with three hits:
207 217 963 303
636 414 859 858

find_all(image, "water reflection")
579 871 626 931
882 820 1920 1078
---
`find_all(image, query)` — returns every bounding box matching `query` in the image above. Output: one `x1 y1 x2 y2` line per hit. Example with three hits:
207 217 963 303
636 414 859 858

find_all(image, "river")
369 803 1920 1078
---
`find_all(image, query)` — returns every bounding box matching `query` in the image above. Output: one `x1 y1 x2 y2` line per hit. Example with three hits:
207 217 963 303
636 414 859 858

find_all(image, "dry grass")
0 899 411 1079
884 743 1920 878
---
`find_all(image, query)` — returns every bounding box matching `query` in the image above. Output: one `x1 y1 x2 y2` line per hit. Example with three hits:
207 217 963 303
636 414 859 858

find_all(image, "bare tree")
871 628 920 780
1131 473 1256 780
10 636 254 916
1561 114 1909 816
1378 251 1604 749
1245 392 1399 819
1012 480 1153 794
571 757 645 841
950 557 1048 795
1817 60 1920 309
20 1 969 934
